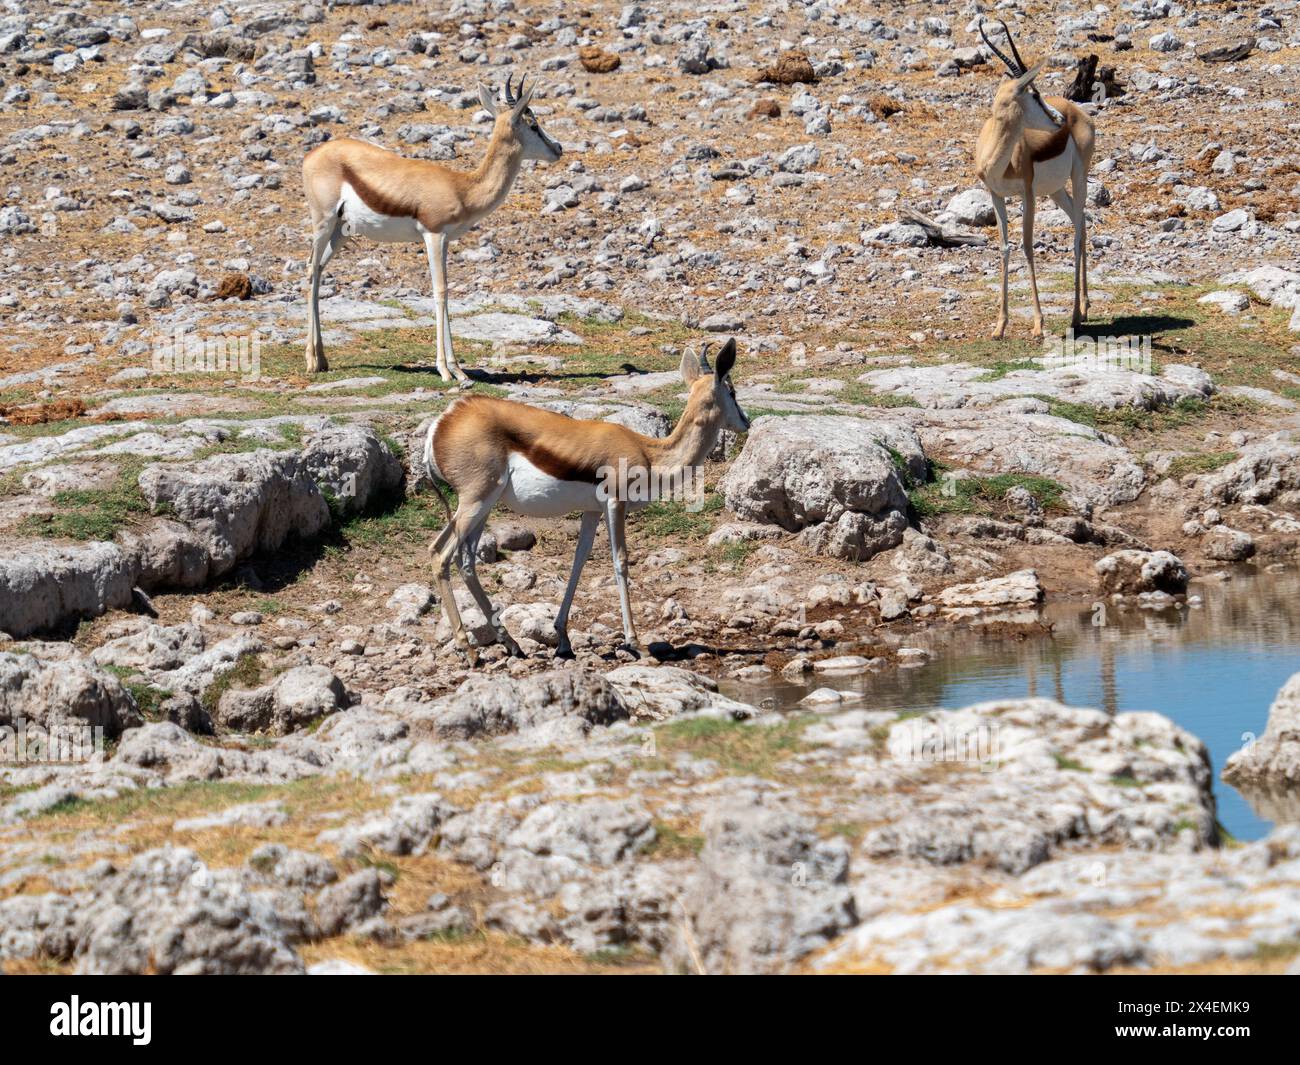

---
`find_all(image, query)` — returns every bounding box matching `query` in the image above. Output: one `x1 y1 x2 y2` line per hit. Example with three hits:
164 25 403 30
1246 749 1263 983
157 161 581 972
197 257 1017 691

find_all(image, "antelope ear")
714 338 736 379
511 83 535 119
1016 63 1044 92
679 347 702 384
478 84 498 115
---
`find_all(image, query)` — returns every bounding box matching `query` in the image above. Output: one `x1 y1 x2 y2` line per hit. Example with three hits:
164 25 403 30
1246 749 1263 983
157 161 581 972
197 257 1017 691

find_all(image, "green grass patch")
646 822 705 859
909 468 1068 520
1253 939 1300 963
584 944 651 967
1044 395 1209 433
632 490 724 539
649 715 813 777
330 487 451 552
34 779 283 824
1165 451 1238 480
829 381 923 409
710 538 758 567
978 358 1040 381
200 652 266 716
15 458 159 541
102 665 171 720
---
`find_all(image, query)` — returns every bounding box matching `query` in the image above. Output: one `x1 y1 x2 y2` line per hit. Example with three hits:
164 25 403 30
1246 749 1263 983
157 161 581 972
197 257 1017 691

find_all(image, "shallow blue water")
722 572 1300 841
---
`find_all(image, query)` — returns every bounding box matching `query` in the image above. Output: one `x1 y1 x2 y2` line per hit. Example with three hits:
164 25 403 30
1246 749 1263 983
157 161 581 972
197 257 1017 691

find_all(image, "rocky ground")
2 0 1300 973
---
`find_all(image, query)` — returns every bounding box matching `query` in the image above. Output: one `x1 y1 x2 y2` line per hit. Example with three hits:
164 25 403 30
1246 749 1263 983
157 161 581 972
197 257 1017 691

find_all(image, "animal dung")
753 50 817 85
211 272 253 300
579 46 620 73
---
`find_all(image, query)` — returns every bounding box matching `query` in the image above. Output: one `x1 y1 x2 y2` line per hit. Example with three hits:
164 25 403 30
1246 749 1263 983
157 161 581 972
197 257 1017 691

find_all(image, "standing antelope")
974 20 1095 340
423 339 750 661
300 75 562 378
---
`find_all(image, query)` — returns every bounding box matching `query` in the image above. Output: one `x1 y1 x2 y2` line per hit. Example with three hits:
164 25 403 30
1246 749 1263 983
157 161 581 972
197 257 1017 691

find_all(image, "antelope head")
979 18 1059 125
680 338 750 434
479 73 563 163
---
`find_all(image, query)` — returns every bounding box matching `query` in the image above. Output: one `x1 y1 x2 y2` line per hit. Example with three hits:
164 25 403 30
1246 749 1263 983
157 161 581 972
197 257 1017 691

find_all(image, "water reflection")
720 572 1300 841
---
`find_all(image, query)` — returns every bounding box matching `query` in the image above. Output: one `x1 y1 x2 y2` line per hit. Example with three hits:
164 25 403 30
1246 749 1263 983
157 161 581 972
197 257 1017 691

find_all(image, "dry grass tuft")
0 398 86 425
868 93 905 120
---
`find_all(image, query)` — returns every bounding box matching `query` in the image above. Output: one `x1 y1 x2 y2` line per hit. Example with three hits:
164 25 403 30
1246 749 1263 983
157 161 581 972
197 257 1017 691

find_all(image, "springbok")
974 19 1096 340
300 75 562 377
423 339 750 661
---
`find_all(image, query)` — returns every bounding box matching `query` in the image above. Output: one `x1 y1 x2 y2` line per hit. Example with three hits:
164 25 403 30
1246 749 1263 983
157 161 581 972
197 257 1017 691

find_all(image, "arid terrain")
1 0 1300 975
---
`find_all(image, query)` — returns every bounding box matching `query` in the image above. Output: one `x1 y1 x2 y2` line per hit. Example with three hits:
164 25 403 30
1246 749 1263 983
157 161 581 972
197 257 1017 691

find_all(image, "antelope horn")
978 17 1020 75
504 73 515 105
1000 19 1030 75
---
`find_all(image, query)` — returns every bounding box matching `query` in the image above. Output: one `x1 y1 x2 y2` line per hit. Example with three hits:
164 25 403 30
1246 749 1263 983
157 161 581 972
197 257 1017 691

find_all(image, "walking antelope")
423 339 750 661
300 75 562 378
974 20 1096 340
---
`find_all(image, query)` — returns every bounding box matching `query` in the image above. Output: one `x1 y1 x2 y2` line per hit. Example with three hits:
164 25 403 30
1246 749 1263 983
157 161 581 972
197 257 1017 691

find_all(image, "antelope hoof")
501 634 524 658
554 644 575 660
1030 320 1045 341
619 642 643 661
306 344 328 374
990 320 1007 340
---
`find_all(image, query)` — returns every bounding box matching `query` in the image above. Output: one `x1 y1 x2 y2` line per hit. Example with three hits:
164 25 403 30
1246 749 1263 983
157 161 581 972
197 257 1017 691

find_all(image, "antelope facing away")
423 339 750 661
301 75 562 378
974 20 1096 340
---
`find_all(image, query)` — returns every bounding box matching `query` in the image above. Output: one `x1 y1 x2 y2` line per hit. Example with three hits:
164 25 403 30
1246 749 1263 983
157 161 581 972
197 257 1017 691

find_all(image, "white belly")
503 452 601 518
338 182 423 243
1029 139 1076 196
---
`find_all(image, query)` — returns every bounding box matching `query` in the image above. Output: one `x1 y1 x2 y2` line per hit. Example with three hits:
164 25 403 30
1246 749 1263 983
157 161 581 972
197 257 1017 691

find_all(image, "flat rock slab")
88 394 262 417
304 377 391 392
453 312 582 345
0 424 144 473
606 370 682 395
1223 385 1298 410
292 391 437 408
859 361 1212 411
1 416 329 474
934 569 1045 609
